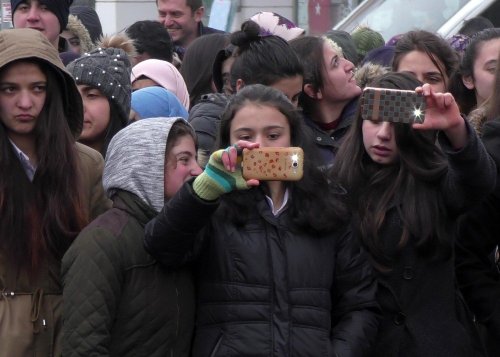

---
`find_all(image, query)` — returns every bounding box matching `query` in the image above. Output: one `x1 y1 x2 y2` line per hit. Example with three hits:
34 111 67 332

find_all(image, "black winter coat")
369 127 495 357
456 119 500 355
145 184 380 357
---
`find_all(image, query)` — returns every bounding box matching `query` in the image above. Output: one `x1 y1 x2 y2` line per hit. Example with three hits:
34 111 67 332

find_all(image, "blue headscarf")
131 86 188 120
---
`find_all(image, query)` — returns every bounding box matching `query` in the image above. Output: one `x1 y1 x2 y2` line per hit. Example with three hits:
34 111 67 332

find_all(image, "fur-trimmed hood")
66 14 94 54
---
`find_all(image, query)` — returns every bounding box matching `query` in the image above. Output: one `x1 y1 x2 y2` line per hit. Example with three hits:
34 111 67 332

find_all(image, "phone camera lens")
292 162 298 168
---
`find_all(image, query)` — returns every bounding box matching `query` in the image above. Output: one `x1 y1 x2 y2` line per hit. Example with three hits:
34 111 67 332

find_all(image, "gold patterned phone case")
360 87 426 124
242 147 304 181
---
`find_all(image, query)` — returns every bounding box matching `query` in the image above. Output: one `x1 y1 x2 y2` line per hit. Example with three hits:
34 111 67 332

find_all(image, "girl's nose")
377 122 393 140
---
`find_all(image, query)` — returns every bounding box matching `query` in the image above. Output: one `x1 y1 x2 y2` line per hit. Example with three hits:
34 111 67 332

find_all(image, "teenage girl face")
362 120 399 165
77 85 110 144
0 61 47 141
396 50 447 92
318 40 361 104
229 102 291 148
164 133 202 199
463 38 500 105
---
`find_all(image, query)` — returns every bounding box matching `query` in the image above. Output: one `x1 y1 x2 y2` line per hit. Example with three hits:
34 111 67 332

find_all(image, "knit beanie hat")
324 30 358 65
11 0 73 33
351 26 385 62
0 28 83 136
70 5 103 44
67 34 135 123
250 11 305 42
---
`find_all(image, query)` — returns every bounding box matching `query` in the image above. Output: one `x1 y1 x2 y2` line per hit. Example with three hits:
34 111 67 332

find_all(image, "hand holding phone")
360 87 426 124
241 147 304 181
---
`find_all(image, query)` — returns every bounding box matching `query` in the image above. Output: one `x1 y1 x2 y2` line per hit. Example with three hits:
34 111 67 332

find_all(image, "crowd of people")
1 0 500 356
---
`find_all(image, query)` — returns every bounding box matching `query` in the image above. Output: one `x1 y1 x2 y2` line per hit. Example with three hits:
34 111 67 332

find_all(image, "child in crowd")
0 28 109 356
290 35 361 167
332 72 495 356
145 84 380 357
67 34 134 157
189 20 304 167
62 118 201 357
450 28 500 115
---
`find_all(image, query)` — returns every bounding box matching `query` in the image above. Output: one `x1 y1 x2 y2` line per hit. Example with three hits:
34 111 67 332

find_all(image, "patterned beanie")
11 0 73 32
250 11 305 42
67 35 133 122
351 26 385 62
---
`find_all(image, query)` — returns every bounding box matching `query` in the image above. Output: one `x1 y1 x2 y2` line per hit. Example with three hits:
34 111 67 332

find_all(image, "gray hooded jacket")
62 117 195 357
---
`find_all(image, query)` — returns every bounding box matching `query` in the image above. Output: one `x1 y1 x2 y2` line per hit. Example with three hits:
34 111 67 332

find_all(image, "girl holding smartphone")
332 72 494 356
145 84 380 357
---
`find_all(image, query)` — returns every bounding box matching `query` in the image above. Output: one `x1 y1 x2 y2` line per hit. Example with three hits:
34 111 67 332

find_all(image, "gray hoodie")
103 117 186 212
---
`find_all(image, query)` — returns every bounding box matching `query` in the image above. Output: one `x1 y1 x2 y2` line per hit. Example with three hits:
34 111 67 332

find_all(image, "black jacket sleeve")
438 119 496 214
456 120 500 349
144 180 219 268
330 227 380 357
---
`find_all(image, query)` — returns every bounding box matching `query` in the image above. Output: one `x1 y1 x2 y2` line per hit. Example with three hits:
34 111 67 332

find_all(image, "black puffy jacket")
145 183 380 357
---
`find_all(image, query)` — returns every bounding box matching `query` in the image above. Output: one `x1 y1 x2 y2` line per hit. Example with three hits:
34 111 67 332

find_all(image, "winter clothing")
131 86 188 120
0 28 109 357
173 22 225 60
192 148 250 200
131 59 190 110
145 181 379 357
67 39 133 123
0 28 83 137
11 0 72 32
250 11 305 41
360 45 395 67
0 143 109 357
188 93 229 167
76 142 112 219
65 14 93 53
212 44 235 93
456 118 500 356
70 5 103 44
59 50 79 66
304 96 359 169
62 118 195 357
467 106 488 136
370 123 494 357
325 30 359 65
351 26 385 62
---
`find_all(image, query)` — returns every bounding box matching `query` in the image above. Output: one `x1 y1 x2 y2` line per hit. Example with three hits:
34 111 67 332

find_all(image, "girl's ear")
236 79 245 92
304 83 322 100
462 75 475 90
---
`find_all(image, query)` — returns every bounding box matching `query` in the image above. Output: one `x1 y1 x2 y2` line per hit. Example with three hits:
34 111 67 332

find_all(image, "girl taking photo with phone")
145 84 380 357
332 72 495 356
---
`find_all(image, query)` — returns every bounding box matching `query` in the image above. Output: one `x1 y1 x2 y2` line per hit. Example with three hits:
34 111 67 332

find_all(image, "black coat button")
394 312 406 325
403 266 414 280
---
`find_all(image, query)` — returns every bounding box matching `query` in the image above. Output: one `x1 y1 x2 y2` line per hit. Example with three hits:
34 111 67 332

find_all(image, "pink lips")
372 145 391 156
16 114 34 121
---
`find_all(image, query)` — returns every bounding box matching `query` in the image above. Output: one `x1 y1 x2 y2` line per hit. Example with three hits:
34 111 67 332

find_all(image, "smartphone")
360 87 426 124
241 147 304 181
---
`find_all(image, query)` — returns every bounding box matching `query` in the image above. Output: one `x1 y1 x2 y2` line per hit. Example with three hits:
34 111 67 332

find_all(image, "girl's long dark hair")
332 72 450 267
0 61 88 273
219 84 348 234
101 100 127 158
229 20 303 89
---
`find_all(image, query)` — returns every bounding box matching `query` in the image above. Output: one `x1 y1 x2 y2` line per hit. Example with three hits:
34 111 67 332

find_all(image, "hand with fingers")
413 83 467 149
193 141 260 201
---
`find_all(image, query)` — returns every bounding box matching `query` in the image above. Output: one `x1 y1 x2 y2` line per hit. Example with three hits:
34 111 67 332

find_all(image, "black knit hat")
67 45 132 123
11 0 73 33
